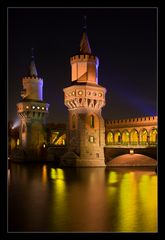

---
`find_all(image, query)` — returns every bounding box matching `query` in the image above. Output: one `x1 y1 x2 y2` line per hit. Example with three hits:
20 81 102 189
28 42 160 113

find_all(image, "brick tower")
62 25 106 167
17 50 49 159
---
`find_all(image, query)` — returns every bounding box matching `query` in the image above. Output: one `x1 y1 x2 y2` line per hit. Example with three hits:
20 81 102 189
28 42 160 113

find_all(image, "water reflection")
8 163 157 232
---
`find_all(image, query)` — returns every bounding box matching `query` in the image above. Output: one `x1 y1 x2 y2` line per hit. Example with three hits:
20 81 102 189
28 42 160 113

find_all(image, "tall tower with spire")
62 20 106 166
17 49 49 158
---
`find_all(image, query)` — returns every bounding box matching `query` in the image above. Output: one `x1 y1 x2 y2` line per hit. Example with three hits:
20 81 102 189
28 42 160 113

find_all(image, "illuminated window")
72 91 75 96
89 136 94 143
98 93 102 97
90 115 94 128
107 131 113 144
32 106 35 109
37 106 40 109
140 129 148 145
122 130 129 144
78 91 83 95
130 129 139 145
150 129 157 144
26 106 29 109
72 114 76 129
42 107 45 110
114 131 121 144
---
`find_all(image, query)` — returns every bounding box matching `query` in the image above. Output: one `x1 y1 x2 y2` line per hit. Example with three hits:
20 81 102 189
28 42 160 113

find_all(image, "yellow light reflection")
50 168 56 180
50 168 67 229
108 171 118 183
138 174 157 231
118 172 138 232
42 165 47 185
8 169 10 183
117 171 157 232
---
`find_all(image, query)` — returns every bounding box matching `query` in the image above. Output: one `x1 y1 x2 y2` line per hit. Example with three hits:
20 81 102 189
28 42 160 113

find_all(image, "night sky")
8 7 157 124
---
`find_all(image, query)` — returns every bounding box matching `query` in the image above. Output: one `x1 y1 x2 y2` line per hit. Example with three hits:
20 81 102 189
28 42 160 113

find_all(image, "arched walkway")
114 131 121 144
106 131 113 145
130 129 139 145
122 130 129 145
150 128 157 145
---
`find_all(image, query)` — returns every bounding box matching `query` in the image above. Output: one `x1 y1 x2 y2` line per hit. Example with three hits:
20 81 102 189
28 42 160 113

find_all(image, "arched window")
122 130 129 145
107 131 113 145
114 131 121 144
150 129 157 145
72 114 76 129
140 129 148 145
130 129 139 145
90 115 94 128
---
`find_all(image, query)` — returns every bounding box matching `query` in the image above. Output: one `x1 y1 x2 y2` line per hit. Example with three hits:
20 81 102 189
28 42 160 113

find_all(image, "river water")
8 163 157 232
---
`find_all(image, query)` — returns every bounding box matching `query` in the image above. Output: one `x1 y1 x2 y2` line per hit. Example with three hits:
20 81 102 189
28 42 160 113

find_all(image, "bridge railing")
106 142 157 148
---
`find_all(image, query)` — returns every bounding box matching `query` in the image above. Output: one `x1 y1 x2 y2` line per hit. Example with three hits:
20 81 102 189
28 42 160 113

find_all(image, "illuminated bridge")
104 116 157 164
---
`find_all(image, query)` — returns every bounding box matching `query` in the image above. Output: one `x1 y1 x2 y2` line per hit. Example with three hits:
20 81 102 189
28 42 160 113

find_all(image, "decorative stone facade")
17 54 49 157
61 30 106 167
105 116 158 146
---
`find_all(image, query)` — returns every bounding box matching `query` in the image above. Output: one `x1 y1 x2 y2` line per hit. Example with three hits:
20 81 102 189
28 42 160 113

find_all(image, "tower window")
90 115 94 128
78 90 83 95
22 124 26 133
32 105 35 109
89 136 94 143
72 114 76 129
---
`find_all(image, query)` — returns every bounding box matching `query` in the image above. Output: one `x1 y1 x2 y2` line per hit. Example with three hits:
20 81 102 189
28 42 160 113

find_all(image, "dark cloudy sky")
8 7 157 124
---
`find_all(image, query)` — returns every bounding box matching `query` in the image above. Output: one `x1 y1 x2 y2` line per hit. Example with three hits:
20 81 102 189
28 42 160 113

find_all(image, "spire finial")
29 47 38 77
80 16 91 54
31 47 34 59
83 15 87 31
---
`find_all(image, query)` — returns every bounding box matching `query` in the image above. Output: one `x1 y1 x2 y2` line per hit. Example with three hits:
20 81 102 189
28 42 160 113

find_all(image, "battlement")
70 54 99 65
105 116 158 126
22 77 43 83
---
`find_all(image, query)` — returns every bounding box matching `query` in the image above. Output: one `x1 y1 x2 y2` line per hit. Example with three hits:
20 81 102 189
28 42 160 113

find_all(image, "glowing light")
72 91 75 95
16 139 20 146
89 136 94 143
41 107 45 110
130 149 134 154
107 131 113 144
78 91 83 95
98 93 102 97
32 105 35 109
43 143 46 148
26 105 29 109
11 119 20 129
37 106 40 109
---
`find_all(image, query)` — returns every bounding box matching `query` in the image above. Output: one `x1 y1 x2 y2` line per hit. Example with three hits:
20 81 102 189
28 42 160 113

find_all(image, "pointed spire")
80 16 91 54
29 48 38 77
